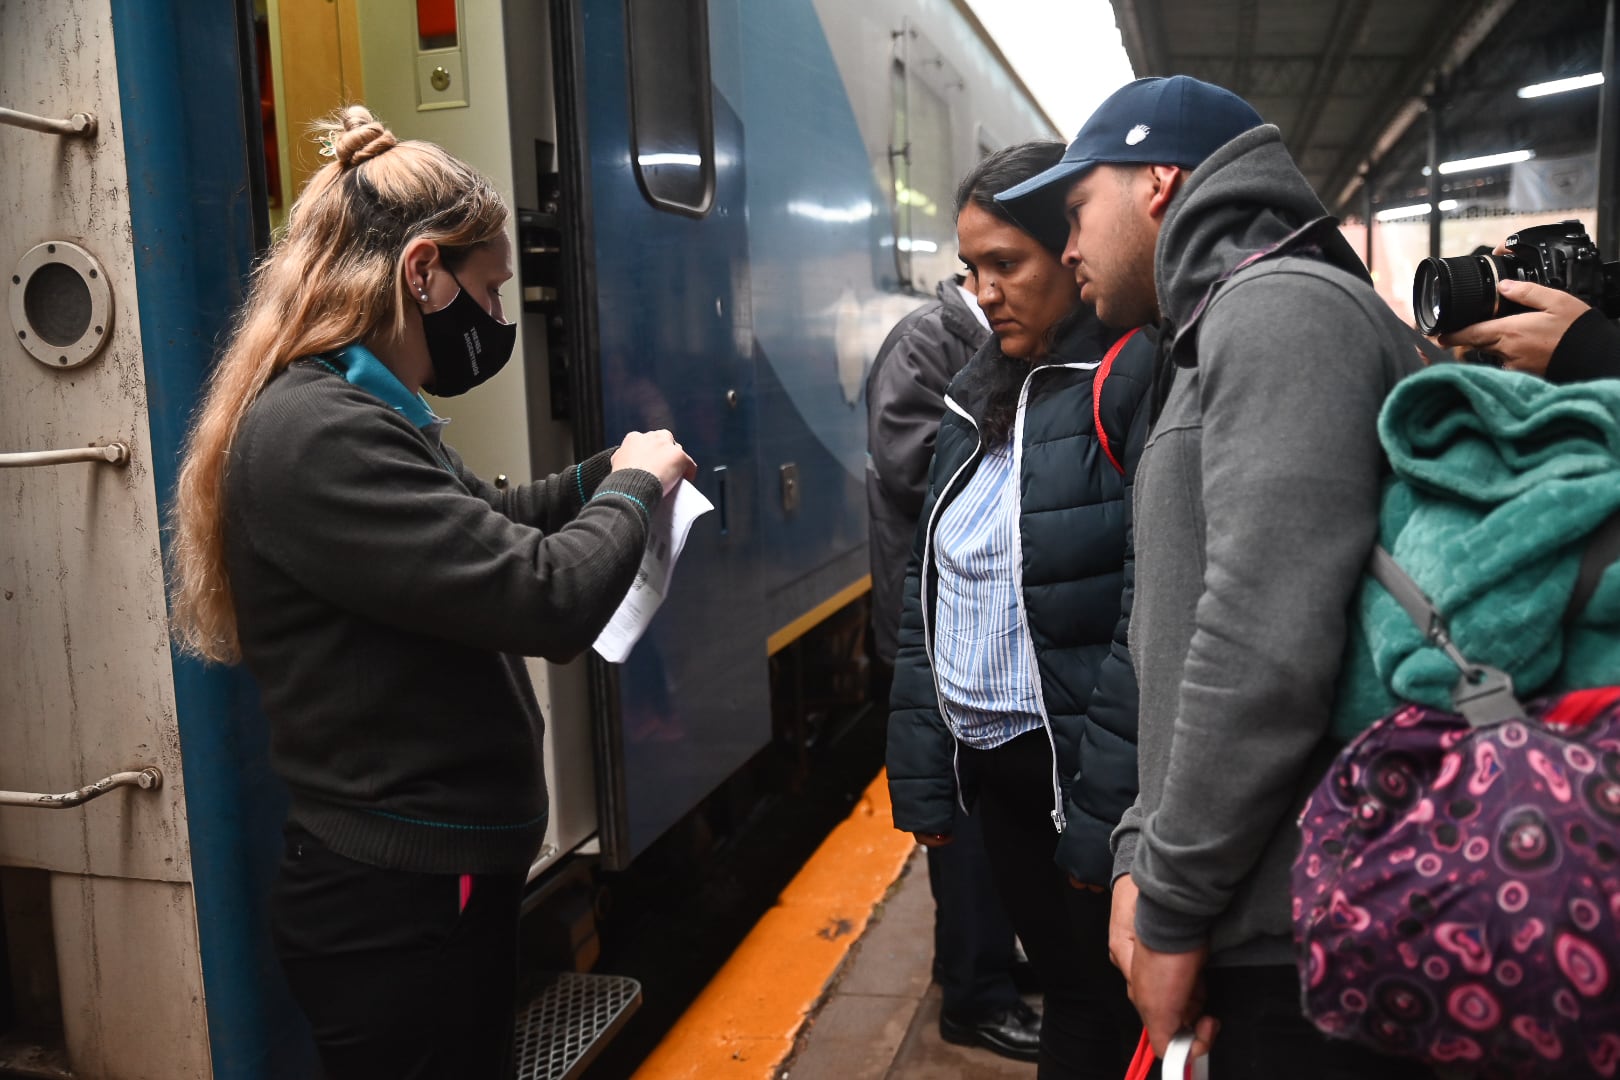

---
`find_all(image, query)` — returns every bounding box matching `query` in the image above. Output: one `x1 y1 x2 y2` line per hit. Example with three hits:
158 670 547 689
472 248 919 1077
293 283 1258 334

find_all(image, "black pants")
1205 966 1438 1078
927 800 1022 1017
874 658 1023 1018
963 730 1140 1080
271 823 525 1080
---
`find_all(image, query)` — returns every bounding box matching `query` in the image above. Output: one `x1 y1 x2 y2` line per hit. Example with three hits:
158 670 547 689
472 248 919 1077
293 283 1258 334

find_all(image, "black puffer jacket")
887 311 1155 884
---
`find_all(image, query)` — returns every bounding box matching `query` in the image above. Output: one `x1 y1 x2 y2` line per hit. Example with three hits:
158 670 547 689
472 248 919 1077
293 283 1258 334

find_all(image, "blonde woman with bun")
169 106 693 1078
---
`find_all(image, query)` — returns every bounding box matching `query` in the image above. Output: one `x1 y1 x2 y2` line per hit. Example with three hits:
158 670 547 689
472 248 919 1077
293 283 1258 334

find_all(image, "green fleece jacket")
1333 364 1620 736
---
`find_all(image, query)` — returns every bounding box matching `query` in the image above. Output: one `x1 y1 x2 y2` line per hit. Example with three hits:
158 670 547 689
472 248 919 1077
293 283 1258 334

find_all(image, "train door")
566 0 770 865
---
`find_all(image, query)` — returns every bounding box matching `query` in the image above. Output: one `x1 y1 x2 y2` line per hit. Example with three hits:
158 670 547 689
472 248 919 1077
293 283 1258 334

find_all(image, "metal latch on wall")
0 106 96 138
0 443 129 469
0 767 162 810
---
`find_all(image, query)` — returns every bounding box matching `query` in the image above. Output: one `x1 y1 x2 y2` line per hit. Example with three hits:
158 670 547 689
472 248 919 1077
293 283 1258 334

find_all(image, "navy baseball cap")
996 76 1263 232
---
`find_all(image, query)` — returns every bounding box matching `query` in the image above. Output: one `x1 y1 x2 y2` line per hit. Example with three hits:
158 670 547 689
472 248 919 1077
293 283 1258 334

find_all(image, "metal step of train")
514 972 642 1080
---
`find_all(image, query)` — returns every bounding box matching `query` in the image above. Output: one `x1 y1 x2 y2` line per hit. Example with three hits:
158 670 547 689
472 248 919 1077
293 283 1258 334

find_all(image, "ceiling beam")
1288 0 1373 157
1112 0 1170 76
1324 0 1519 213
1232 0 1259 97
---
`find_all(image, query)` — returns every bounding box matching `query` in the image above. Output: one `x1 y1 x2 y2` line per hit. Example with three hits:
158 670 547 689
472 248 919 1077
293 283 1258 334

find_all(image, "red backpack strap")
1093 327 1142 476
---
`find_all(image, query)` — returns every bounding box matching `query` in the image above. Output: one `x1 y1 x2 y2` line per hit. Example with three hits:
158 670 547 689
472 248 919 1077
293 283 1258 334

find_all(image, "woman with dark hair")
886 141 1155 1079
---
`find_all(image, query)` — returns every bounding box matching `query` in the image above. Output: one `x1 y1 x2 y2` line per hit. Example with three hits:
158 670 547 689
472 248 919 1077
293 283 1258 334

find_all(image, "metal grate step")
513 972 641 1080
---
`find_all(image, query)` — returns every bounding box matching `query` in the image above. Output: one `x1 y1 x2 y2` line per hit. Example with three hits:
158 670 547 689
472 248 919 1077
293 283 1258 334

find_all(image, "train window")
890 32 958 291
625 0 715 217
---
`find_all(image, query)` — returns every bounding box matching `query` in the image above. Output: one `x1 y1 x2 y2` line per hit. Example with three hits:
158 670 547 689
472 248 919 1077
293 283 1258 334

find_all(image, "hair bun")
331 105 398 168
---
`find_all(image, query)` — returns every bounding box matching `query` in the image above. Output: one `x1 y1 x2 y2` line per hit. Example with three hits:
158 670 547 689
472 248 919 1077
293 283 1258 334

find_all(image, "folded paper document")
592 479 714 663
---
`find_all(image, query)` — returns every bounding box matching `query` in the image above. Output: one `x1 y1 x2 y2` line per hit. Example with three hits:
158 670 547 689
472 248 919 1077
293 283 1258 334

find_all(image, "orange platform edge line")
631 768 918 1080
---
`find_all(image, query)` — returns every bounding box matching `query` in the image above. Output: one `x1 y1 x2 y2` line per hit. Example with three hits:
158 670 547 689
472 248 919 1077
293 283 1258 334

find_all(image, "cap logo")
1126 124 1151 146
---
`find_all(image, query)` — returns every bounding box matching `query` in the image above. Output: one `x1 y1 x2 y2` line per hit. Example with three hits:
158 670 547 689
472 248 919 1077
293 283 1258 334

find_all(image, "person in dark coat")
868 276 990 666
867 280 1040 1061
886 141 1156 1080
167 106 695 1079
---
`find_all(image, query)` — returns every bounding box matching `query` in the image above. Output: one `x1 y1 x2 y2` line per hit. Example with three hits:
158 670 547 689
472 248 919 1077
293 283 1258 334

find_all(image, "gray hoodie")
1113 125 1427 964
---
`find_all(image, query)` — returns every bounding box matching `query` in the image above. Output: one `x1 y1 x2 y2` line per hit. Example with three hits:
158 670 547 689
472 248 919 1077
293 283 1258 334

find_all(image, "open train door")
554 0 772 869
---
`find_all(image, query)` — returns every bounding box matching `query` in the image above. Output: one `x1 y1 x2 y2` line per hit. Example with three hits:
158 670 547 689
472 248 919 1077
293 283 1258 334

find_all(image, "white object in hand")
592 478 714 663
1161 1032 1208 1080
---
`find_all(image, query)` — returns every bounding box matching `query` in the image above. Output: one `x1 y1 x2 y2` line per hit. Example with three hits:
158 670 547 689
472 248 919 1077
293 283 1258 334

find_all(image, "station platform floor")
775 847 1037 1080
631 771 1036 1080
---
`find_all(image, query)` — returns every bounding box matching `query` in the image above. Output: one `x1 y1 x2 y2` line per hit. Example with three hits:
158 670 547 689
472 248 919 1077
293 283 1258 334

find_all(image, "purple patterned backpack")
1294 547 1620 1078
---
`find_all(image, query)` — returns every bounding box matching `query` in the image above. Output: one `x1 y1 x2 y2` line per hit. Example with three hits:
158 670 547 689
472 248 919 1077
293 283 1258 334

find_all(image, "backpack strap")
1094 327 1142 476
1371 512 1620 727
1565 510 1620 627
1367 546 1524 727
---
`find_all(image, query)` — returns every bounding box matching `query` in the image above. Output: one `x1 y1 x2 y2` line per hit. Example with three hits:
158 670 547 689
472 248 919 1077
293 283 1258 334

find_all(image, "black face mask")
420 271 517 397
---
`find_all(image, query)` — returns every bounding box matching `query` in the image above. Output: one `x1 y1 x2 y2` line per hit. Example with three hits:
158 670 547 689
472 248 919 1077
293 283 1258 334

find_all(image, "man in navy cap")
998 77 1436 1075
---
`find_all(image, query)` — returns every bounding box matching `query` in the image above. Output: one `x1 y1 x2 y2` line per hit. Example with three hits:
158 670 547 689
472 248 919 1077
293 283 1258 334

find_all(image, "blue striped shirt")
932 441 1043 748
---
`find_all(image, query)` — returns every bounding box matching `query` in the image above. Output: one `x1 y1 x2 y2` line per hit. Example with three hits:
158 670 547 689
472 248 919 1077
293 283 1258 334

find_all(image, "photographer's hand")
1438 279 1592 376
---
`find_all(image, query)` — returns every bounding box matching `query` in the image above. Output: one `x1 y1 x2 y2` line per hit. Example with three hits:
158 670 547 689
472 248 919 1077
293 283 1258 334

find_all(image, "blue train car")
0 0 1054 1075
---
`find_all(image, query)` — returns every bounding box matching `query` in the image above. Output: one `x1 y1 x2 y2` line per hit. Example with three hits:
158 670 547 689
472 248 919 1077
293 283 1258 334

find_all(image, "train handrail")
0 107 96 138
0 443 129 468
0 767 163 810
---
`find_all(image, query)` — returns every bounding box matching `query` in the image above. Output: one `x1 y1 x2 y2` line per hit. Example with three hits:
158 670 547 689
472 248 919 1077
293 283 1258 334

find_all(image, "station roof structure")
1107 0 1609 221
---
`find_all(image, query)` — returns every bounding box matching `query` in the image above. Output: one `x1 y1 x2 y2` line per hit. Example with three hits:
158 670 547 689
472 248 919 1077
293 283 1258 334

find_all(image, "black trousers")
271 822 526 1080
962 730 1140 1080
874 658 1023 1018
1205 966 1438 1078
926 800 1022 1017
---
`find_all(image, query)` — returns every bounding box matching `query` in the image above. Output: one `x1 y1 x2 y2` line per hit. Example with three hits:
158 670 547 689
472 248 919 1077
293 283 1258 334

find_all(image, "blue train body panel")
582 0 774 857
582 0 911 855
739 0 893 616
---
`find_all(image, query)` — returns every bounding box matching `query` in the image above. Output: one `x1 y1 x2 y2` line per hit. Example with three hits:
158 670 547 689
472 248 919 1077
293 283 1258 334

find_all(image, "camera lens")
1413 254 1505 335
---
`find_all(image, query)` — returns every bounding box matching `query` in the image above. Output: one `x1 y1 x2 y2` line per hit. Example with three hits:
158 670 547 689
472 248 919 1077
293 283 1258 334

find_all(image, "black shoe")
939 1000 1042 1063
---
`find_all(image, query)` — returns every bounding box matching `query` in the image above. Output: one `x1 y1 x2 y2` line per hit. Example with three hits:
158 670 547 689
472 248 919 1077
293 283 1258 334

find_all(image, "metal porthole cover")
513 972 642 1080
9 240 113 370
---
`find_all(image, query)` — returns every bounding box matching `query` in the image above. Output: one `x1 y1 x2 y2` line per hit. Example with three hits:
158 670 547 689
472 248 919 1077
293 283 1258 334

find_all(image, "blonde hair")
168 105 509 662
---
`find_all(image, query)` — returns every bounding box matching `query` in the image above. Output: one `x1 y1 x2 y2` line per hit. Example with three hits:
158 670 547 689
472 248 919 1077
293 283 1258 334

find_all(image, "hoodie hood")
1156 125 1368 361
935 277 990 350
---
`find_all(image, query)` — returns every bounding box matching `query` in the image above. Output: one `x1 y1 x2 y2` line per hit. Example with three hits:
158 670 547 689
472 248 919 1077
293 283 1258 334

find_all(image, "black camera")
1412 219 1620 336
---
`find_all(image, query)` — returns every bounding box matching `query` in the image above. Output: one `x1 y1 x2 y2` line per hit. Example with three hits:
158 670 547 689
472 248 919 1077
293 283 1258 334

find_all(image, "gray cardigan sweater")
224 359 660 875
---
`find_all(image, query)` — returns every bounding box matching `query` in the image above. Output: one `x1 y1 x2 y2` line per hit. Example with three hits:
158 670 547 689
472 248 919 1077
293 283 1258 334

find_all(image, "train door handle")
0 767 163 810
712 465 728 535
0 443 129 469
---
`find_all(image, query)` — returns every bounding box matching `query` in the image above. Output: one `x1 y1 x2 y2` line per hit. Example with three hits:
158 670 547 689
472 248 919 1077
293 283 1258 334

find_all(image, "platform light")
1436 150 1535 175
1375 200 1459 222
1518 73 1603 98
